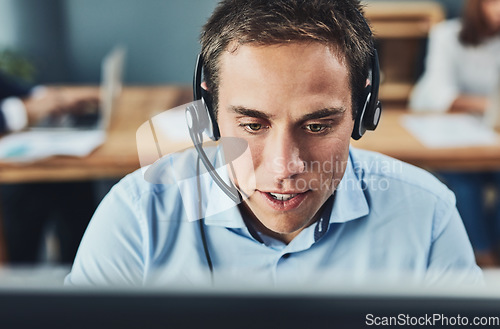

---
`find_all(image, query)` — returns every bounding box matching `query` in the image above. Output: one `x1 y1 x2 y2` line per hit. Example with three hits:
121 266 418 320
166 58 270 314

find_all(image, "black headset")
191 55 221 142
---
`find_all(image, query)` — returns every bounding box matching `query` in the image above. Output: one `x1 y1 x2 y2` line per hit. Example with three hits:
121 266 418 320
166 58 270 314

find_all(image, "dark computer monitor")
1 282 499 329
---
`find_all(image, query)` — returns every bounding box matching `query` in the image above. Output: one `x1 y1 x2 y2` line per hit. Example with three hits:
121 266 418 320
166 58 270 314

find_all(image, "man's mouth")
258 191 308 211
268 192 298 201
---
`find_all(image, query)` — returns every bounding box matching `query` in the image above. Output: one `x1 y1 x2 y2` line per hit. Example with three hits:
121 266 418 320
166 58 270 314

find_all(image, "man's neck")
237 202 326 245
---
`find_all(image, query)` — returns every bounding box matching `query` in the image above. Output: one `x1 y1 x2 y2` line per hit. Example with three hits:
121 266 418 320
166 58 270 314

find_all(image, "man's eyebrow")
300 107 346 121
229 106 274 120
229 106 345 121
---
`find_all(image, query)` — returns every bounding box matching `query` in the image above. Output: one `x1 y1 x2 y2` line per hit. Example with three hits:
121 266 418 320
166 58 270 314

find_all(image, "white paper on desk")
0 130 106 162
153 107 191 142
401 114 498 148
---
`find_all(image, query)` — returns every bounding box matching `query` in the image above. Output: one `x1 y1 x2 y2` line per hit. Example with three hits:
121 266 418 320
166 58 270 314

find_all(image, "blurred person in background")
410 0 500 267
0 70 98 265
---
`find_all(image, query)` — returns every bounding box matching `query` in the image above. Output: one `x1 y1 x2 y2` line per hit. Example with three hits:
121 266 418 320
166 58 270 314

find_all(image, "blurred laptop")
32 46 126 131
484 74 500 130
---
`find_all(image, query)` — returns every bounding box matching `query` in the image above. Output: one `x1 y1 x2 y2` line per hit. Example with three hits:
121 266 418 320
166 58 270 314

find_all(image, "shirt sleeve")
0 107 5 132
409 21 460 112
0 97 29 132
425 191 483 285
64 177 147 286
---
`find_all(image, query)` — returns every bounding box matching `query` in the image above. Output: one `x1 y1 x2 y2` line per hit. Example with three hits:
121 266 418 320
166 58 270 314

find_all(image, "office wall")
366 0 465 18
0 0 16 47
0 0 218 84
0 0 464 85
62 0 219 84
0 0 68 83
60 0 464 84
435 0 465 18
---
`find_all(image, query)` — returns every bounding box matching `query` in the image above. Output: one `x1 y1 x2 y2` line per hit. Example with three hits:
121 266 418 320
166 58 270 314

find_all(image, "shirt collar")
328 150 369 224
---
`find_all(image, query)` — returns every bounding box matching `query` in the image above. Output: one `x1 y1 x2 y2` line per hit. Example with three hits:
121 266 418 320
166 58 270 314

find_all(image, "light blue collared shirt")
65 147 481 286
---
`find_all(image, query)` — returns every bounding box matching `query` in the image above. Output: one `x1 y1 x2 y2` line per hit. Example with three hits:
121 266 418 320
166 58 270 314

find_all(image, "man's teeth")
269 193 298 201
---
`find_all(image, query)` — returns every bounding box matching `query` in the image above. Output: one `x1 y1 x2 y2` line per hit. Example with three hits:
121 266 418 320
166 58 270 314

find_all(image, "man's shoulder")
118 148 201 200
349 147 453 202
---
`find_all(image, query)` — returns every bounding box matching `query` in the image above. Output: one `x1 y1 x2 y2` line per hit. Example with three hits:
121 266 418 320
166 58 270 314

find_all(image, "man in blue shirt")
65 0 481 286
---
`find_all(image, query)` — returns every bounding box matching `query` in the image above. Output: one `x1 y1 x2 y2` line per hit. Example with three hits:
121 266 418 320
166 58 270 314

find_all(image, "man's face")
216 42 354 243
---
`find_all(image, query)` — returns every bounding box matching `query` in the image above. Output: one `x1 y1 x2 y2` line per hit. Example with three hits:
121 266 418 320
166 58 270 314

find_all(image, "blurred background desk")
353 110 500 172
0 86 192 183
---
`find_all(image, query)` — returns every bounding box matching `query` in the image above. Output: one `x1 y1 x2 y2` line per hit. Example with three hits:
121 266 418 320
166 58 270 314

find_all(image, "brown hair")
460 0 495 45
200 0 374 120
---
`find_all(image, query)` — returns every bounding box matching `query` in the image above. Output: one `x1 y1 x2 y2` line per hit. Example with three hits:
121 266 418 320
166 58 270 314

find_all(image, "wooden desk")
352 110 500 172
0 86 193 183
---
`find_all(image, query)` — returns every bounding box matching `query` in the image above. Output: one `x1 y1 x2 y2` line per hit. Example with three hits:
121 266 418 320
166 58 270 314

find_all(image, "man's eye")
242 123 263 131
306 124 326 133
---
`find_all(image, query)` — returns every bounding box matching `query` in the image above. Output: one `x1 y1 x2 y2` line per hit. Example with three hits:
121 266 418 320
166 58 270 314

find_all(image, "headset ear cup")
364 100 382 131
201 89 220 141
351 48 382 140
363 49 382 131
193 54 221 141
351 87 370 140
351 90 382 140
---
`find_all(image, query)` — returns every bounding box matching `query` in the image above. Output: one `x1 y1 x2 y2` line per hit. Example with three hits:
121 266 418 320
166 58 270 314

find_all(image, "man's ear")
365 78 370 88
201 82 209 91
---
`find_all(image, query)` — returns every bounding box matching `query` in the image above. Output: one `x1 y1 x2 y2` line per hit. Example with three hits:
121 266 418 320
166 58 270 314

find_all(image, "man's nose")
265 131 305 179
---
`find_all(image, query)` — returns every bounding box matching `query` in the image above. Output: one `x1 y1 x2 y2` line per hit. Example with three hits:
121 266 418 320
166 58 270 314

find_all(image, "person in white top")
410 0 500 267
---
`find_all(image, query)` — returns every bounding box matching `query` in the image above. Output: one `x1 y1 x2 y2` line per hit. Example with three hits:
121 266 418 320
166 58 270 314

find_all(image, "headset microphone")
185 100 242 204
